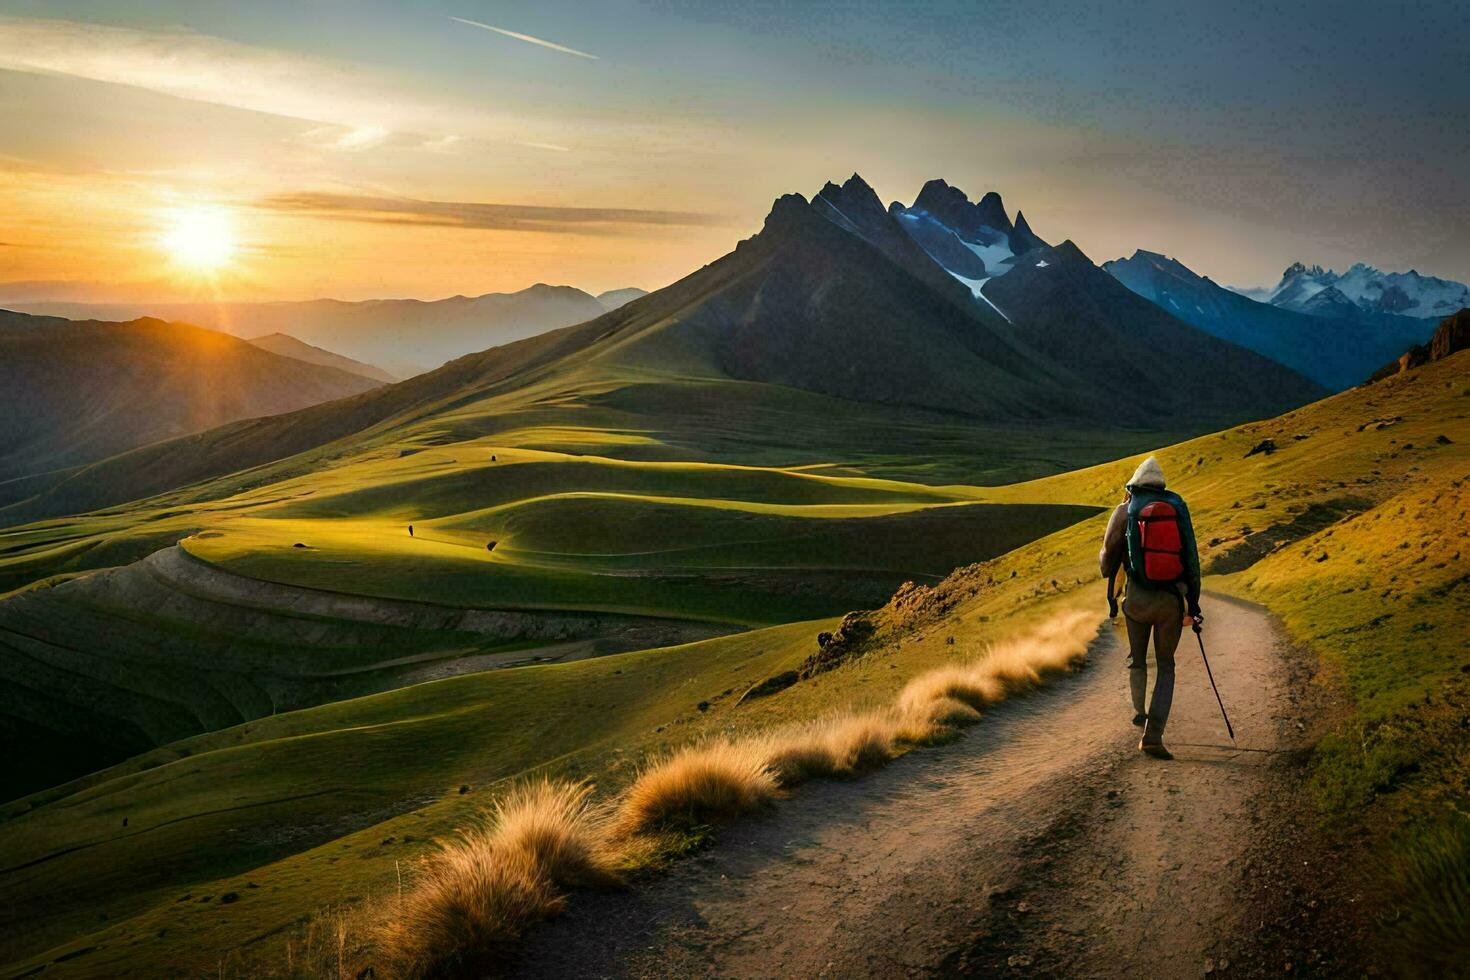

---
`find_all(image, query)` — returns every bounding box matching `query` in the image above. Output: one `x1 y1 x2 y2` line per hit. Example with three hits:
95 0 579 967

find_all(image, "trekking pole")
1193 623 1235 742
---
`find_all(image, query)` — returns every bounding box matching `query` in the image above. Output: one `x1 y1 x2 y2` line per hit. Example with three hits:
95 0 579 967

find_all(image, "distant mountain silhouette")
12 284 612 378
247 332 397 383
596 287 649 311
0 310 381 490
1105 250 1434 389
1259 261 1469 320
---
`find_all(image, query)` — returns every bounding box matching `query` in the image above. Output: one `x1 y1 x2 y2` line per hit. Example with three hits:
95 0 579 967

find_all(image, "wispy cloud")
449 16 599 60
258 191 721 235
301 124 395 152
515 140 572 153
0 16 506 148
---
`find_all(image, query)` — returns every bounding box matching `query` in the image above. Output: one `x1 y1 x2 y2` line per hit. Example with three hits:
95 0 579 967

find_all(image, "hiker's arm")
1099 504 1127 579
1179 502 1203 617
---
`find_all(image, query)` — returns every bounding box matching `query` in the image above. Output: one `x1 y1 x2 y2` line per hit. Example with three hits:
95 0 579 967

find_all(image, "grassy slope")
0 440 1094 803
2 355 1462 976
2 320 1458 975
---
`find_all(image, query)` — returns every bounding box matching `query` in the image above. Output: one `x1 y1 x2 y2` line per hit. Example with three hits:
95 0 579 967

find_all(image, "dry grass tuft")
814 711 899 773
762 711 901 785
374 844 557 978
896 608 1097 731
615 739 779 835
489 779 619 888
905 695 983 733
371 780 615 978
897 664 1003 717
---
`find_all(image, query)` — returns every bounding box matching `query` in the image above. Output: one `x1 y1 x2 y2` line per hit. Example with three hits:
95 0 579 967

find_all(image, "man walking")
1099 456 1203 759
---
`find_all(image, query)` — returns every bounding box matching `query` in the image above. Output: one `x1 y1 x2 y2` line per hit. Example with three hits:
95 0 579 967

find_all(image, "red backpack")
1124 489 1189 586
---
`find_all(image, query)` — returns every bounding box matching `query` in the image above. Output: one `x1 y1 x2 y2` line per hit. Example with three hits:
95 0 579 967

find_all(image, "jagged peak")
1053 239 1093 265
761 192 815 235
1009 210 1046 253
975 191 1008 229
912 177 965 213
1282 261 1331 280
816 172 886 220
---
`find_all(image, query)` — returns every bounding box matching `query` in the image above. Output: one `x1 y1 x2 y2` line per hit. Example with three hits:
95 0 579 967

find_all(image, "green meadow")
0 351 1465 977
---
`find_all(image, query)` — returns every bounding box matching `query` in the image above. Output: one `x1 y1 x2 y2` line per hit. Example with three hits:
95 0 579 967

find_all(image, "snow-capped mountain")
734 173 1323 423
1106 250 1436 389
885 179 1049 312
1249 261 1469 320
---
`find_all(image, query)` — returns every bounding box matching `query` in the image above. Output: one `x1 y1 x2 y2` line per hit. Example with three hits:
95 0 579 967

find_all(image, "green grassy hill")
1 346 1462 978
0 440 1098 798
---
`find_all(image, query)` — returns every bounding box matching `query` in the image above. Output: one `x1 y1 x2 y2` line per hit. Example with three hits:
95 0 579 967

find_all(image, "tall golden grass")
371 780 616 978
616 739 779 835
367 608 1099 977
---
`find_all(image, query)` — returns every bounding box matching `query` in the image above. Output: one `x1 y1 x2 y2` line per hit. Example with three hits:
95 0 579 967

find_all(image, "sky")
0 0 1467 302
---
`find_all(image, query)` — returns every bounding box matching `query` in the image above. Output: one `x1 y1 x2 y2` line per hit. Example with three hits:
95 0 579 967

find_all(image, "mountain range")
0 174 1329 528
0 312 383 495
1232 261 1469 321
10 284 649 379
1104 250 1436 389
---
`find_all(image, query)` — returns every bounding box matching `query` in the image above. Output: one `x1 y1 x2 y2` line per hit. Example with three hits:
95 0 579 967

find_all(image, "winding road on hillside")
515 594 1321 978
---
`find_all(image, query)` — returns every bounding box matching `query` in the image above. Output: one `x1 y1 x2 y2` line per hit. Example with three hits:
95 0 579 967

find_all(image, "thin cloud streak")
0 16 510 147
259 191 722 235
449 16 599 60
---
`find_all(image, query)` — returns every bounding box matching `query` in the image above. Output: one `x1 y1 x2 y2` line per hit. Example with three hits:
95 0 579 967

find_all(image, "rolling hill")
246 332 396 382
0 332 1461 978
0 311 383 492
595 287 649 311
12 283 626 379
1105 249 1435 388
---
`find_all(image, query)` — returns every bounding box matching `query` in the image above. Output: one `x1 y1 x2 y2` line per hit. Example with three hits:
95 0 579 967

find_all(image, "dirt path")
516 593 1335 978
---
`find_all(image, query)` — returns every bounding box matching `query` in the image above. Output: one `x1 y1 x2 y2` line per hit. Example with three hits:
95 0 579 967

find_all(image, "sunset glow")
0 3 1465 300
160 207 236 272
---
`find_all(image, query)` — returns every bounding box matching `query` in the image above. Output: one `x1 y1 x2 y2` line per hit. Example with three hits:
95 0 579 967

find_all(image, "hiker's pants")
1124 584 1184 741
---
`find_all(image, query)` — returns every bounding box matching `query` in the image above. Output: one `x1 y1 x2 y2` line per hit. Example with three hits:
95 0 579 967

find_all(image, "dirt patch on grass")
1206 497 1374 575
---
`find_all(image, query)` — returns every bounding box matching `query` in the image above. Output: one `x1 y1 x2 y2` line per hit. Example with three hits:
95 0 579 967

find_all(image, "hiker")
408 524 414 537
1099 456 1202 760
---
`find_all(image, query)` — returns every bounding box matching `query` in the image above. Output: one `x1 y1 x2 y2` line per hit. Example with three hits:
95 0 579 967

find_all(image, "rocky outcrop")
1368 309 1470 383
797 610 877 679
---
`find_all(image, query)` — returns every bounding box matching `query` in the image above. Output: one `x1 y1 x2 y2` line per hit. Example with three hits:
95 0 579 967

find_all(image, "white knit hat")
1127 456 1166 489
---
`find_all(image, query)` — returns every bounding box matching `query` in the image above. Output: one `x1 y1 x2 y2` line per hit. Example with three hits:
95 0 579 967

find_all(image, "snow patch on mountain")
947 271 1012 323
960 235 1017 272
1259 261 1467 318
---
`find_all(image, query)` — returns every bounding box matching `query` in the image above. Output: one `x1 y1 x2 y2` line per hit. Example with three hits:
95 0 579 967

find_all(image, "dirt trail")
517 593 1324 978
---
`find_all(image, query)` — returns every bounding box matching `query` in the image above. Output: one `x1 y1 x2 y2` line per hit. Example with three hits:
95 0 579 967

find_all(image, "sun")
161 207 236 271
